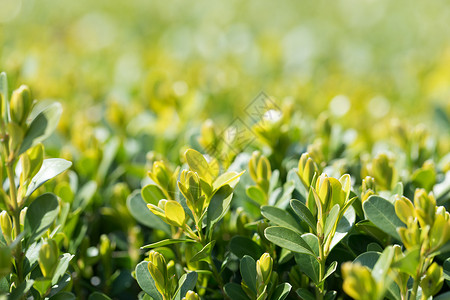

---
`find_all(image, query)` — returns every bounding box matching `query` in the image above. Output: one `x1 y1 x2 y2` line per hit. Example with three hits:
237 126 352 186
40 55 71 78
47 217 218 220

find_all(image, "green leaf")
296 288 315 300
301 233 320 257
287 169 307 201
256 286 267 300
372 246 394 282
23 241 41 274
324 204 340 238
96 137 120 184
190 240 215 263
26 158 72 197
141 184 166 205
141 239 197 249
323 261 337 281
49 292 77 300
165 200 186 227
33 278 52 297
72 180 97 210
224 283 251 300
206 185 233 234
294 252 320 285
9 279 34 300
261 205 303 234
173 271 198 300
392 247 420 277
276 181 296 207
52 253 74 285
412 168 435 192
290 199 317 233
324 291 337 300
392 182 403 197
279 248 294 264
213 171 245 191
355 220 391 244
246 186 266 205
444 258 450 282
47 274 71 297
185 149 213 183
135 261 163 300
329 206 355 251
19 102 63 154
88 292 112 300
353 251 380 269
24 193 59 244
229 236 264 260
240 255 257 294
127 191 171 235
367 243 384 252
265 226 315 257
435 292 450 300
271 283 292 300
363 195 405 241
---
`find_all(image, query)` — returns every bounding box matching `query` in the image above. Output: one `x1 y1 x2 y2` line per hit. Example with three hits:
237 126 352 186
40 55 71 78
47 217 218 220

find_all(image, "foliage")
0 2 449 299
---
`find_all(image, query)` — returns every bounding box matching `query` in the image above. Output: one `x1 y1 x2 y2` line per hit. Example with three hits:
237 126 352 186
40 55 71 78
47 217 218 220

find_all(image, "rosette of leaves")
362 189 450 299
134 149 244 297
135 250 198 300
0 72 77 299
246 151 272 206
262 153 356 300
224 253 292 300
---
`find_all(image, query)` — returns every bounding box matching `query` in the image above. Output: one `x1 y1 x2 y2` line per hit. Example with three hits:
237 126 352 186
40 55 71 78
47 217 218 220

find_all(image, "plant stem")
410 274 420 300
6 160 24 285
410 256 425 300
210 259 227 299
316 239 326 300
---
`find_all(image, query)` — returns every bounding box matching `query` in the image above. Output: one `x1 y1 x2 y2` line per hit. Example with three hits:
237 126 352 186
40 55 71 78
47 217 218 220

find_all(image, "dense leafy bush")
1 71 449 299
1 1 450 299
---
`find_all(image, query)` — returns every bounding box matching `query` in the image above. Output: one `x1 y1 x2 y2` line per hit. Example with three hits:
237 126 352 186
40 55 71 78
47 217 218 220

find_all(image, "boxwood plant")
0 71 449 299
133 145 450 300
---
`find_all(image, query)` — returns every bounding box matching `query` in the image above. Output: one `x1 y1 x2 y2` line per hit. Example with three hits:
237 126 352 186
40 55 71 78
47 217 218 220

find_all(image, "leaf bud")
420 262 444 298
20 207 27 227
413 189 436 227
39 239 59 278
361 176 376 203
148 250 167 295
429 213 450 251
256 253 273 286
182 290 199 300
371 153 397 191
315 174 332 210
342 262 378 300
7 122 24 153
99 234 112 258
0 211 12 244
394 196 415 225
10 85 32 126
398 220 420 250
298 153 318 188
178 170 203 216
198 119 217 150
256 156 271 183
249 151 262 183
148 161 170 191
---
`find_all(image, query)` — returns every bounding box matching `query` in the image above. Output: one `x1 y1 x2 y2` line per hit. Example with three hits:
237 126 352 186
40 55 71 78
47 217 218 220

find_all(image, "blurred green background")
1 0 450 138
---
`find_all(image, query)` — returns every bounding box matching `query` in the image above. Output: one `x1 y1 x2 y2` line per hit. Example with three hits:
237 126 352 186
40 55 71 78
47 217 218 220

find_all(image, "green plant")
133 149 245 298
0 73 74 298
